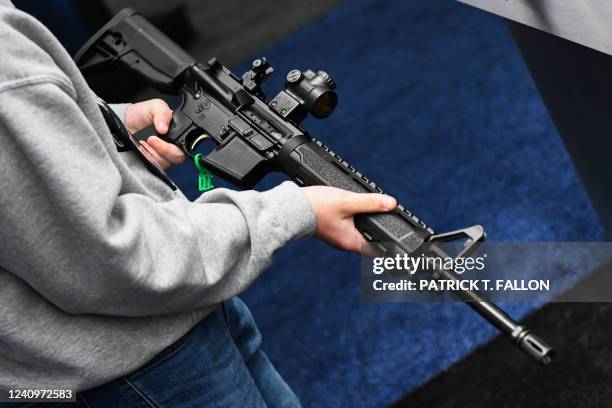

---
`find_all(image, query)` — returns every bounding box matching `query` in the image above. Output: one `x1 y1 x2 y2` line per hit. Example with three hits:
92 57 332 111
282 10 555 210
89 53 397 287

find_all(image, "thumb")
150 100 173 134
342 192 396 215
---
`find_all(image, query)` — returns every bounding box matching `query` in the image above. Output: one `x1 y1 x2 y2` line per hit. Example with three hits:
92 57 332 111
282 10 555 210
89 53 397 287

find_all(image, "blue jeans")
3 298 301 408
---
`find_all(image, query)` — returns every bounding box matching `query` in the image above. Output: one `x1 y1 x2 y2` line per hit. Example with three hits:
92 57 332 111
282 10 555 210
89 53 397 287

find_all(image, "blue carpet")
166 0 606 406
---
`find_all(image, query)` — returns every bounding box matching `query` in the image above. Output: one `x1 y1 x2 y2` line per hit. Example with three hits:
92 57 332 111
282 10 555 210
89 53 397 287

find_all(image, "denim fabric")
1 298 300 408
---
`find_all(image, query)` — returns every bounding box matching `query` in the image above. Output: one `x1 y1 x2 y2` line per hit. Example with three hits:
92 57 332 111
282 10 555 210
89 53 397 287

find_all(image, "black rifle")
75 8 553 364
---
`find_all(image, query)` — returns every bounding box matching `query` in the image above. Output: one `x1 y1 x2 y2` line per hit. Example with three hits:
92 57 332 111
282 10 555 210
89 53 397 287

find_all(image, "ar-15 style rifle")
76 8 553 364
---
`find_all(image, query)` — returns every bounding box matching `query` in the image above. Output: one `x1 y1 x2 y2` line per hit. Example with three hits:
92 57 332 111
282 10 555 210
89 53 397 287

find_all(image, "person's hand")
301 186 397 254
125 99 186 170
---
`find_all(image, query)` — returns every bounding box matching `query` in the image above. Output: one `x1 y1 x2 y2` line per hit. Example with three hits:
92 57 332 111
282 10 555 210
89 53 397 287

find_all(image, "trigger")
189 133 211 153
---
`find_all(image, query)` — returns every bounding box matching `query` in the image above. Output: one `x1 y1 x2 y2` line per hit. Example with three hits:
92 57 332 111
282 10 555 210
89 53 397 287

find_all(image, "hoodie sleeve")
108 102 131 125
0 80 316 317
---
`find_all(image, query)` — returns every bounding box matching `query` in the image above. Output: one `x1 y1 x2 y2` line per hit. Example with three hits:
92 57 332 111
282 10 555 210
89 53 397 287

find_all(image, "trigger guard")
182 131 212 157
189 133 211 154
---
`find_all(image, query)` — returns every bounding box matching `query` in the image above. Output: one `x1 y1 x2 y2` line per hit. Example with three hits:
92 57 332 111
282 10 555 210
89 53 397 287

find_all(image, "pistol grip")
133 110 202 157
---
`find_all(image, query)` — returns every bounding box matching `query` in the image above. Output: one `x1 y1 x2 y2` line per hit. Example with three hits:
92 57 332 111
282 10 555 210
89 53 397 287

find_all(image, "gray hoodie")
0 1 316 392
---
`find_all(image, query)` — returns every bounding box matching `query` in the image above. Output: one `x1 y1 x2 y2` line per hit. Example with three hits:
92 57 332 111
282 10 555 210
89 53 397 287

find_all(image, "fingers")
339 229 379 255
348 231 368 254
139 141 172 170
359 240 382 257
302 186 398 255
147 136 186 165
341 192 396 215
149 99 173 135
